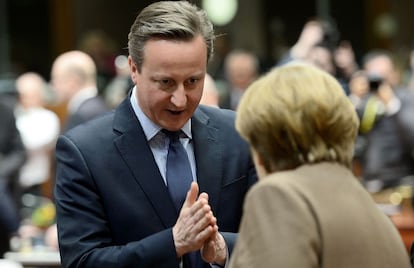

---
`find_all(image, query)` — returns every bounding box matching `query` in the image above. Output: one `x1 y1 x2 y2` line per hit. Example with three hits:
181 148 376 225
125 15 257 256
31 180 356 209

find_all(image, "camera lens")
368 75 383 92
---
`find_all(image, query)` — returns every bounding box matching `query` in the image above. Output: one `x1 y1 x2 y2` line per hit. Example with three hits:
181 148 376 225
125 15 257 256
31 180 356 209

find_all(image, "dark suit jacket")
0 96 26 181
55 97 257 268
0 96 26 255
357 88 414 188
63 95 110 132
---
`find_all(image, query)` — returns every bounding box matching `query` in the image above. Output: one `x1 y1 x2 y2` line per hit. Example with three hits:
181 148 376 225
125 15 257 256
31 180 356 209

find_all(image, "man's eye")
187 78 199 85
155 79 174 89
159 79 170 85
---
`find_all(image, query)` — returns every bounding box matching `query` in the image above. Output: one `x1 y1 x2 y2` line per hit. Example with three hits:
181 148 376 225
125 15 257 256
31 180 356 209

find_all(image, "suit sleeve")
54 135 179 268
395 92 414 154
0 102 26 180
229 181 321 268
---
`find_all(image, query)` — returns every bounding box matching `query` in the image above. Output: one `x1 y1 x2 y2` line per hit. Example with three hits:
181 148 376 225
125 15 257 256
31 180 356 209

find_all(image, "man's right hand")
173 182 218 257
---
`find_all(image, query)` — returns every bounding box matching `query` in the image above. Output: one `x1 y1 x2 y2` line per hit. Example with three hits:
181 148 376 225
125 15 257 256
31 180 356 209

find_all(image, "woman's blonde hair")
236 62 359 172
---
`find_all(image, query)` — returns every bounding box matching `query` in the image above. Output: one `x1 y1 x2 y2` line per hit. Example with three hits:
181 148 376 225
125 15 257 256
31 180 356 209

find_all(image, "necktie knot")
162 129 183 142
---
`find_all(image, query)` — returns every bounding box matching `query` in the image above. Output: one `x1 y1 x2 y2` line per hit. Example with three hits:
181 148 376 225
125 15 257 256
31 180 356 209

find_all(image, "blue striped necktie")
163 129 193 212
163 130 197 267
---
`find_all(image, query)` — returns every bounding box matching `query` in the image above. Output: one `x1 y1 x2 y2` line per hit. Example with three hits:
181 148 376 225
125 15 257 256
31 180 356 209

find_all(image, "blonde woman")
230 63 410 267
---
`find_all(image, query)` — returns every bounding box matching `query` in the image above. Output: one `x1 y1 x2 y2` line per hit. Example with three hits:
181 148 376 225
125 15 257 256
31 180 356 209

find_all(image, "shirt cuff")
210 244 229 268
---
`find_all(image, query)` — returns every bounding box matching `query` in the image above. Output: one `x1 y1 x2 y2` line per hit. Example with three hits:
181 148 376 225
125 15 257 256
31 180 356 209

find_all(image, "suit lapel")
192 108 223 213
111 101 224 226
112 99 177 227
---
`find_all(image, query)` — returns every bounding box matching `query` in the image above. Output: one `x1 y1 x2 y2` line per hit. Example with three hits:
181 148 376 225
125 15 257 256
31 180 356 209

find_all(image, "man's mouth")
168 110 183 115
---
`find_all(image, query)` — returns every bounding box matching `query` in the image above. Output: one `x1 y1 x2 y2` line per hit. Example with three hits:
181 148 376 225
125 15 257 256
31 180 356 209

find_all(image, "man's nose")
170 85 187 108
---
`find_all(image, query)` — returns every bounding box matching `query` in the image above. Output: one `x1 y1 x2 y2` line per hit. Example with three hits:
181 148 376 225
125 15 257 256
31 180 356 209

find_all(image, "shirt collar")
129 86 192 141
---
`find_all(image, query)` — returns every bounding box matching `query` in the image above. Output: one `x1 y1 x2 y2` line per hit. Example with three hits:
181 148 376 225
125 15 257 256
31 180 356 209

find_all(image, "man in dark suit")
0 94 26 255
50 50 110 132
54 1 257 268
357 50 414 191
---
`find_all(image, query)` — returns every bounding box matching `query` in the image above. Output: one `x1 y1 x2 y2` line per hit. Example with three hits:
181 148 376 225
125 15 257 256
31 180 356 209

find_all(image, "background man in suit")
0 95 26 255
54 1 257 267
217 50 259 110
229 63 409 267
50 50 109 132
357 50 414 191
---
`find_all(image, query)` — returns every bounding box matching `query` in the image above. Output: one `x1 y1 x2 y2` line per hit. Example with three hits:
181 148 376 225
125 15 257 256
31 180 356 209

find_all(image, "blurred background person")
206 34 232 81
347 70 371 175
406 42 414 91
0 95 26 256
217 49 259 110
50 50 110 132
333 40 359 87
357 50 414 192
304 42 352 95
277 18 338 66
14 72 60 196
103 54 133 109
278 17 355 95
199 73 219 107
230 63 410 268
305 42 335 75
77 30 118 92
348 70 370 109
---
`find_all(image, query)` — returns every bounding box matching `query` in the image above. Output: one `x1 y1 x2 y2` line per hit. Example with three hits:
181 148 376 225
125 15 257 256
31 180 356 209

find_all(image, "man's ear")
128 56 138 84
